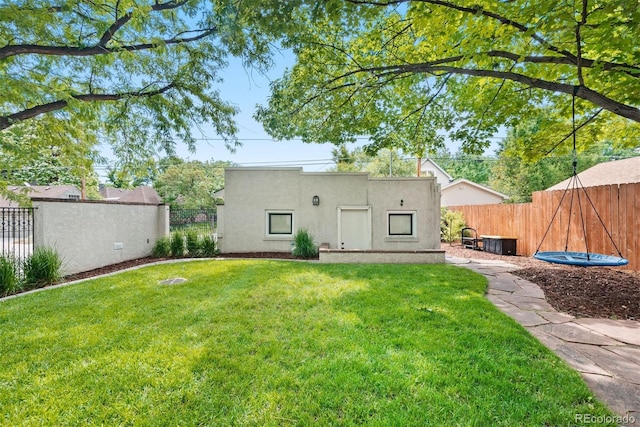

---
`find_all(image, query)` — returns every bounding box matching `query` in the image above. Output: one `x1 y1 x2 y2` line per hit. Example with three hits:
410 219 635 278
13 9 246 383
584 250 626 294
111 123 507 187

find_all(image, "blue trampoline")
534 251 629 267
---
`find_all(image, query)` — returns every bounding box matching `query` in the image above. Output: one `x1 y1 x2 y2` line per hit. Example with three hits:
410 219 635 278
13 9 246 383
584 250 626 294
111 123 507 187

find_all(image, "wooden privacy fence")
450 183 640 270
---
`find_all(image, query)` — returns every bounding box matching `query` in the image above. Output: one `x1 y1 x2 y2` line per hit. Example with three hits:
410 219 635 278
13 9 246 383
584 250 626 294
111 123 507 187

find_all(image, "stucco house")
546 156 640 191
440 178 509 206
420 158 454 183
420 158 508 206
217 167 444 263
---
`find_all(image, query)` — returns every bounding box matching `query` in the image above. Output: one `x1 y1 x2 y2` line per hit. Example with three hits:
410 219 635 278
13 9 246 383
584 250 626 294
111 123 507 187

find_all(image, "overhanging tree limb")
0 0 199 59
485 51 640 77
339 63 640 122
0 29 217 59
0 83 176 130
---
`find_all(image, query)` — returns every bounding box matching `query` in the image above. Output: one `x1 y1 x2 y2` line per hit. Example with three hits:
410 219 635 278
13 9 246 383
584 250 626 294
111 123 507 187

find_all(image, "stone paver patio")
448 256 640 426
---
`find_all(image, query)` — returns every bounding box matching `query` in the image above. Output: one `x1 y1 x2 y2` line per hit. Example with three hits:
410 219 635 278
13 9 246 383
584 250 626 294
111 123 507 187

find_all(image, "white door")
339 208 371 249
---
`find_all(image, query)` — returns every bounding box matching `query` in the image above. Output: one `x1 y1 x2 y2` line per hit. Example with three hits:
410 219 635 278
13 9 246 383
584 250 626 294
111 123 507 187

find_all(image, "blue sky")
180 53 503 170
174 52 362 171
98 50 501 178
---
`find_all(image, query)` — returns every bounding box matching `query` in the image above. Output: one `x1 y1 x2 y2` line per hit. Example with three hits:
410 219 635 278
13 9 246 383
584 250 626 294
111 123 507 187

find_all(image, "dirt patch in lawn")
61 248 639 321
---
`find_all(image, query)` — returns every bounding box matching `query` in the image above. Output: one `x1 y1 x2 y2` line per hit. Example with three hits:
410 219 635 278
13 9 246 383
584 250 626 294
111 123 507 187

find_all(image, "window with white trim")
388 212 416 237
266 211 293 236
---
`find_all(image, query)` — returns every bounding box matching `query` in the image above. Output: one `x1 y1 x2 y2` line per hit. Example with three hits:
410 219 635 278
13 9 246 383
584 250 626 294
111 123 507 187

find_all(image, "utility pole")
389 151 393 177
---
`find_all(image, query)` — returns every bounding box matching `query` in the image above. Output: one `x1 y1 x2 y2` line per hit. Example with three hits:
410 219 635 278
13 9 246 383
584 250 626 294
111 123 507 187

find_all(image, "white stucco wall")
441 183 505 206
33 200 169 275
219 168 441 253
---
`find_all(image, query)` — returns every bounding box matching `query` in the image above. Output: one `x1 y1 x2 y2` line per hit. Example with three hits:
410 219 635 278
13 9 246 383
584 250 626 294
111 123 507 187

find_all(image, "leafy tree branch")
0 28 217 59
257 0 640 156
356 63 640 122
1 83 176 130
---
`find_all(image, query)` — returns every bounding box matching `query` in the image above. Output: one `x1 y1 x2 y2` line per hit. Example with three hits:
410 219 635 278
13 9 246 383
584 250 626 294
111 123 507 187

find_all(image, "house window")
68 194 80 200
388 212 416 237
267 211 293 236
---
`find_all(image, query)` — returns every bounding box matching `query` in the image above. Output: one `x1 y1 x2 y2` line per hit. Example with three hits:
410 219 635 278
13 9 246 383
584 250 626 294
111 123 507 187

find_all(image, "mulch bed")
59 249 640 321
63 257 171 282
513 267 640 321
62 253 316 282
443 245 640 321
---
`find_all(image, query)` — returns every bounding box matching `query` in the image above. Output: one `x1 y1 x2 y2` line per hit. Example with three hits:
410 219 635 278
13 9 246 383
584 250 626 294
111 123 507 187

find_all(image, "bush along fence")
1 207 34 282
152 230 217 258
450 183 640 270
0 246 63 297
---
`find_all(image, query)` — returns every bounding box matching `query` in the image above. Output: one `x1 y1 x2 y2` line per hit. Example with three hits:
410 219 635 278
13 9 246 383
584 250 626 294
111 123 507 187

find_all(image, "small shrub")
440 208 466 243
23 247 63 289
152 236 171 258
0 255 20 296
170 231 185 257
186 230 201 257
292 229 318 259
200 235 217 257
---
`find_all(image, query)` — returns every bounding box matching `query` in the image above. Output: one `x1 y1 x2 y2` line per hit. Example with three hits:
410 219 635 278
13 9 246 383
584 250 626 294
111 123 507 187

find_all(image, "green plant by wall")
292 229 318 259
186 230 201 257
200 235 217 257
23 247 63 289
0 255 21 296
170 232 185 257
441 208 466 243
152 237 171 258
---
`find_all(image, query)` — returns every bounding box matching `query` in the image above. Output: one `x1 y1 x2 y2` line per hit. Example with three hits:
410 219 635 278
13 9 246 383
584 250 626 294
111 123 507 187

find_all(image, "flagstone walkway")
447 256 640 426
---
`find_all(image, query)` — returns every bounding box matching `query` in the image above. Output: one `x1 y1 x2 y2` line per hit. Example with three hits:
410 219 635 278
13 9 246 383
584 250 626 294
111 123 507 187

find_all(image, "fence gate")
1 207 34 280
169 208 216 236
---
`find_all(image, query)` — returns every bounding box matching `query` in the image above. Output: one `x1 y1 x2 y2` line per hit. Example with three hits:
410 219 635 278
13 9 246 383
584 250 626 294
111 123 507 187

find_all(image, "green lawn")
0 261 613 426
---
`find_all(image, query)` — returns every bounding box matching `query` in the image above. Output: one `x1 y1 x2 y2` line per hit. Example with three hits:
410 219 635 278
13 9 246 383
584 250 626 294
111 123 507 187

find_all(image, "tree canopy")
153 158 232 208
489 119 639 202
0 120 101 200
256 0 640 157
0 0 292 183
331 146 415 176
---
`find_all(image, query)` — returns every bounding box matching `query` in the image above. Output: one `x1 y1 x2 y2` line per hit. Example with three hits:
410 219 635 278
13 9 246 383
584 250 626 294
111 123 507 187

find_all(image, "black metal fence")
169 208 216 236
1 207 34 280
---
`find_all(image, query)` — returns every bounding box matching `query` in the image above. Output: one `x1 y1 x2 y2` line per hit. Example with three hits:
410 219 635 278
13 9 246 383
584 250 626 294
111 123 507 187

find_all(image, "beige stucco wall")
441 183 505 207
33 200 169 275
319 249 445 264
219 168 441 253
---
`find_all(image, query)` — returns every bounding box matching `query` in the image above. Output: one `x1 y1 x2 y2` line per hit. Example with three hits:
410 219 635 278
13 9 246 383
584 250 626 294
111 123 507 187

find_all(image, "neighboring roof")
117 186 163 204
1 185 81 207
99 186 133 200
546 156 640 191
11 185 80 199
420 158 454 181
442 178 509 200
